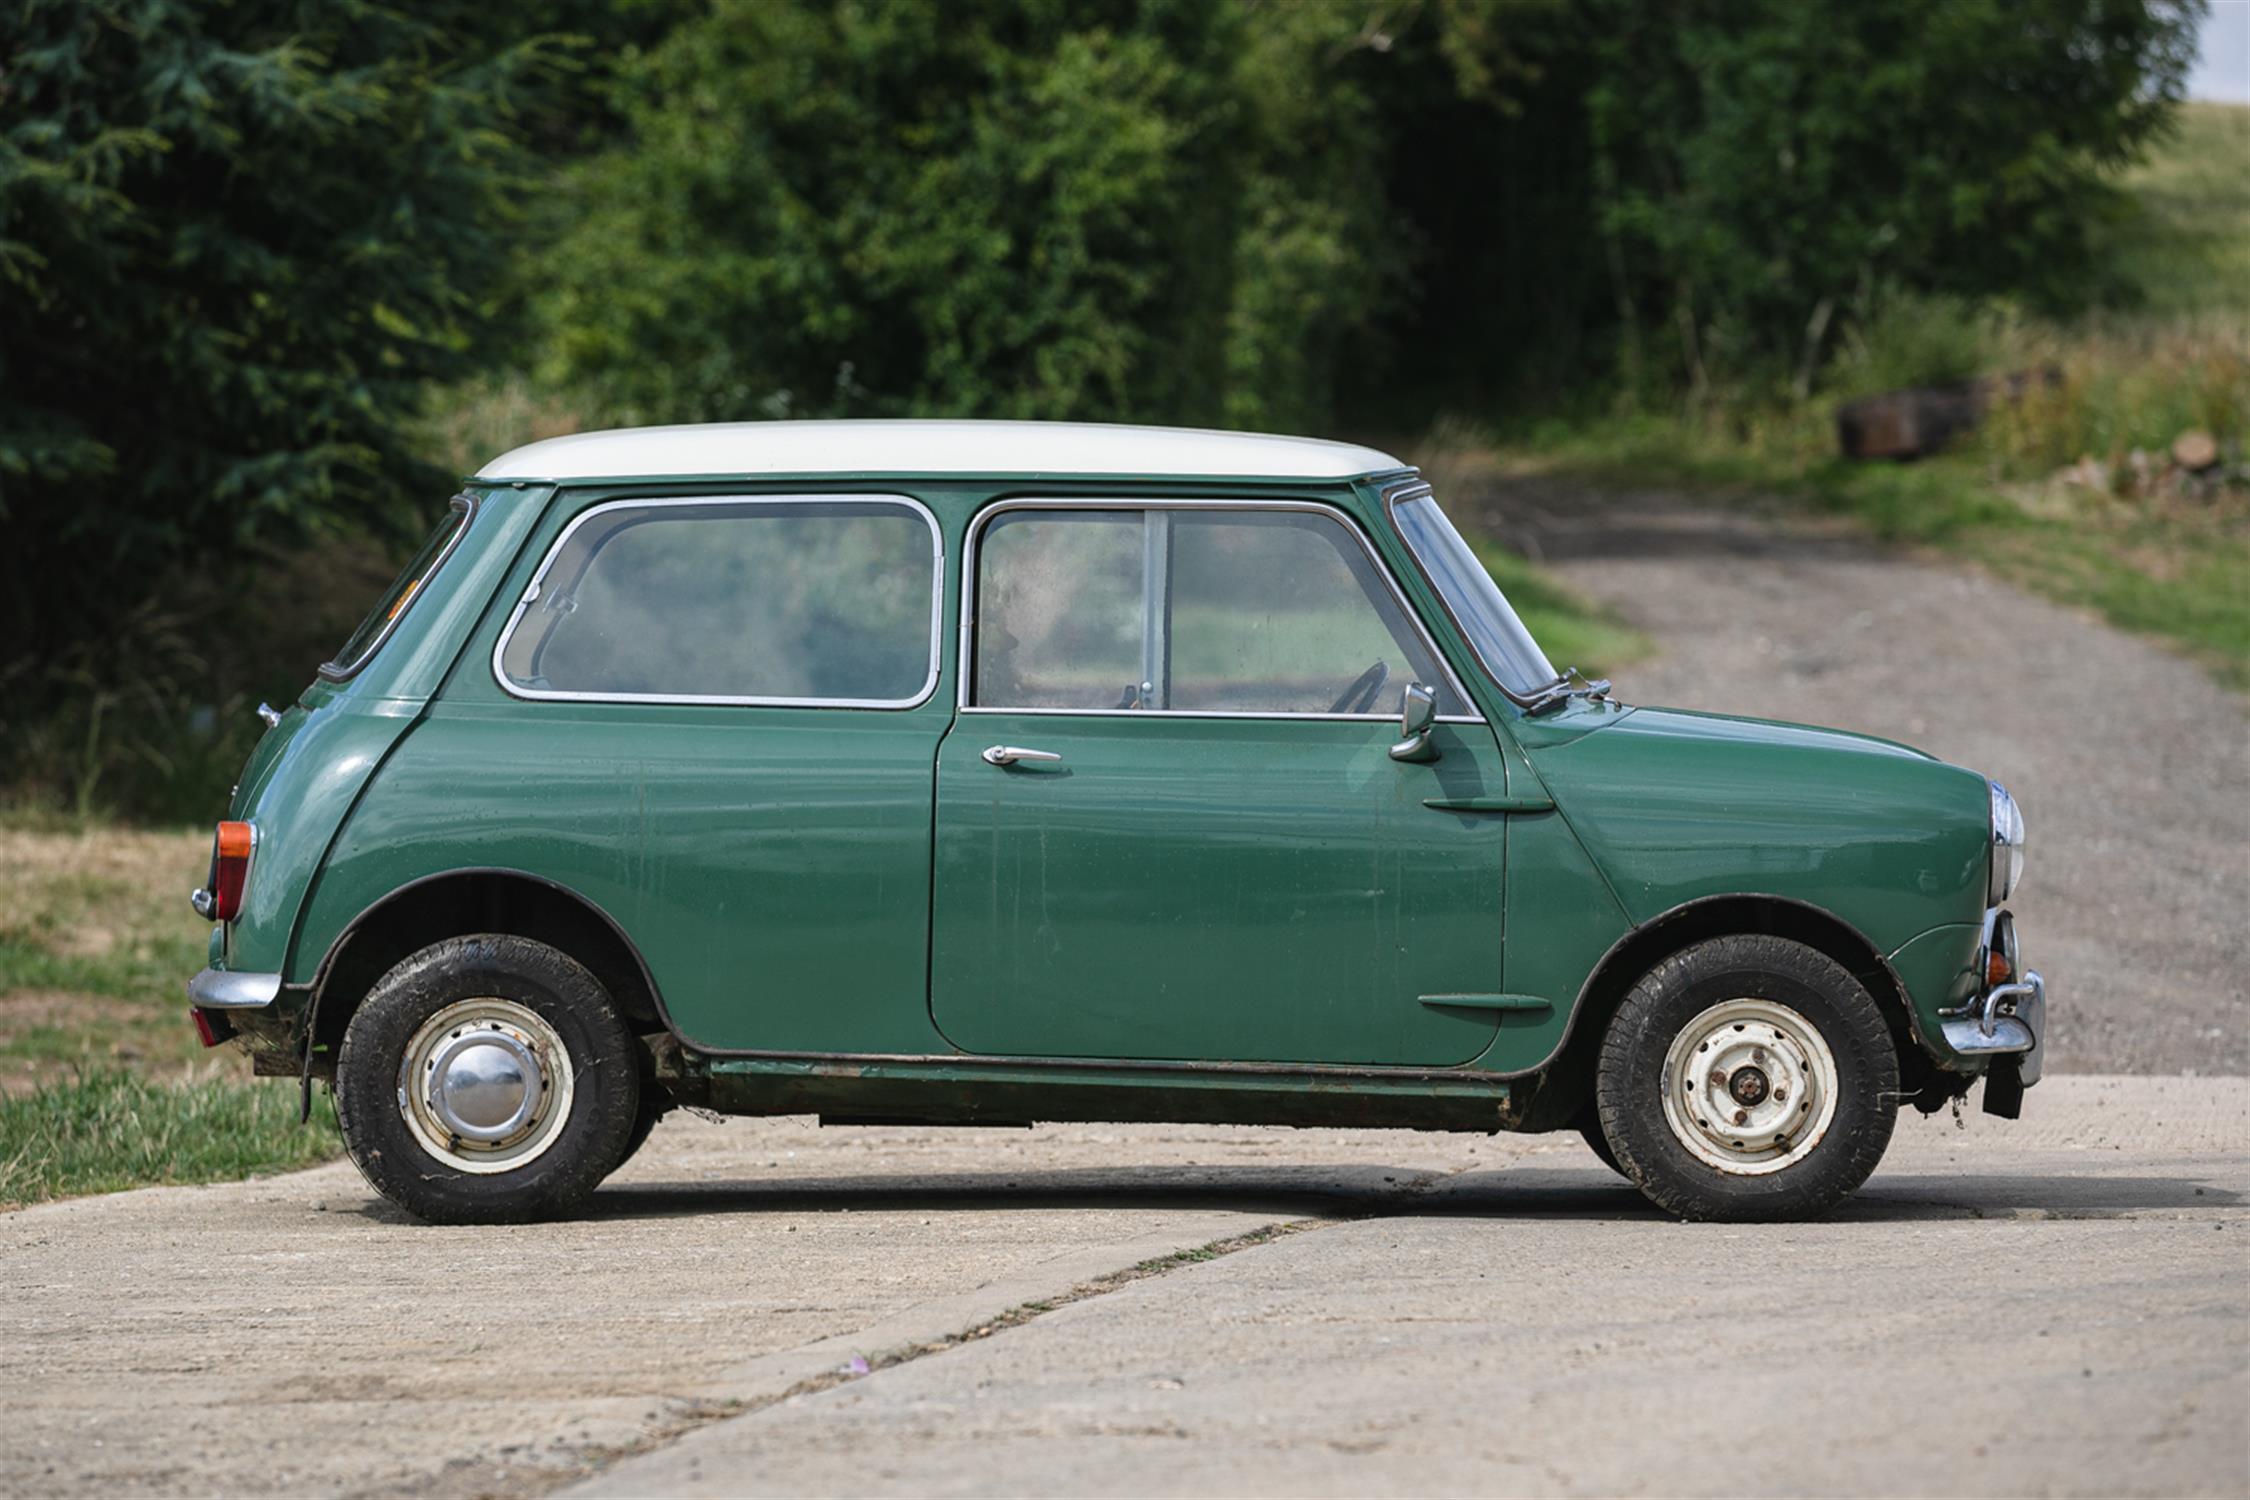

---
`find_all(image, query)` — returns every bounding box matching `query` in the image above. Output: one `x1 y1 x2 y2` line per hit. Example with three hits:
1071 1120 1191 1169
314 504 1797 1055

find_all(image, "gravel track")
1466 476 2249 1076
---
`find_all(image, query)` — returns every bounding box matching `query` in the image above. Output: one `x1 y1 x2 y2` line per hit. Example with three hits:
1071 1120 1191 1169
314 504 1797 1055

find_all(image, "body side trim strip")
1422 793 1556 813
1418 993 1553 1012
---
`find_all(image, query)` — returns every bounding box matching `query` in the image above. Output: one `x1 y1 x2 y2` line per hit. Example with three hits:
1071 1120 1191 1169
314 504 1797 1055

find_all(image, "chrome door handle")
982 745 1063 767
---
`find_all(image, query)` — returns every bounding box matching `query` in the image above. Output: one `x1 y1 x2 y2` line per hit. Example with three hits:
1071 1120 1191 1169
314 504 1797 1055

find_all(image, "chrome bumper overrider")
1940 968 2045 1088
187 968 283 1010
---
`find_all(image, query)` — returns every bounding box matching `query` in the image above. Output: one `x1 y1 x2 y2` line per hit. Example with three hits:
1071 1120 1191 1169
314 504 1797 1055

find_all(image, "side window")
974 512 1145 710
498 498 938 704
972 506 1465 716
322 493 473 679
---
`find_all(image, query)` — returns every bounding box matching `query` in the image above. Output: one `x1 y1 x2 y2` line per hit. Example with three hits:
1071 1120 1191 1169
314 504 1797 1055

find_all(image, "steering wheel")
1330 659 1391 715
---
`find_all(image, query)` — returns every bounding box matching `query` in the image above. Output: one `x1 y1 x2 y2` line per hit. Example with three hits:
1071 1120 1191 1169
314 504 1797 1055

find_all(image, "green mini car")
186 421 2043 1224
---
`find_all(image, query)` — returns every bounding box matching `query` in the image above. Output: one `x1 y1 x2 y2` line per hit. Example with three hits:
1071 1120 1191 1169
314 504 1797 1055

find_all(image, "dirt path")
1463 476 2250 1077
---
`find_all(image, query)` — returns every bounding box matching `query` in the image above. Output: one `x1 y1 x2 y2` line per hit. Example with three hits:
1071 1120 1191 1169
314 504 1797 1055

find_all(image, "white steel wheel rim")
1660 998 1839 1175
396 998 575 1175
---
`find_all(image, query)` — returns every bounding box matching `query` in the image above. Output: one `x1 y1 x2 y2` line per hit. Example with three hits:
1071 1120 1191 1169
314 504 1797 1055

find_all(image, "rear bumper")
186 968 283 1010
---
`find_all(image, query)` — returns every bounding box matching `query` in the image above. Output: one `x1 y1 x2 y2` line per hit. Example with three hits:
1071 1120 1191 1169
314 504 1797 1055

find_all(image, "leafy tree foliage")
535 0 1523 431
1584 0 2202 393
0 0 2208 817
537 0 2197 427
0 0 561 738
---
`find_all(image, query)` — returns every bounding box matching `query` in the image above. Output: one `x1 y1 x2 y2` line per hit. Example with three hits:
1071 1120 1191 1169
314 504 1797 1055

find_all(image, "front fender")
1523 705 1992 956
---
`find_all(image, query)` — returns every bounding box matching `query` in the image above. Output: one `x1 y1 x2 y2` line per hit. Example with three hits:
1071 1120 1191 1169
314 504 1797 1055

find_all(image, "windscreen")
1390 492 1556 697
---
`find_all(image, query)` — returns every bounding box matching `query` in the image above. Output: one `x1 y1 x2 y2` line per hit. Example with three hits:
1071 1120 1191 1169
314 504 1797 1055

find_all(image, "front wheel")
335 934 640 1225
1595 935 1897 1222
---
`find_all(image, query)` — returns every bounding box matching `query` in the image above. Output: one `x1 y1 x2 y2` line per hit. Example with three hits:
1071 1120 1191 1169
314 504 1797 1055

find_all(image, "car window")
322 494 473 679
972 506 1466 716
498 498 938 704
1390 491 1557 697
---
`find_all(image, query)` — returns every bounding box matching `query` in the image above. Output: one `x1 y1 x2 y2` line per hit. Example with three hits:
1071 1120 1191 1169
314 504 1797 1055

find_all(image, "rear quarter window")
321 494 475 680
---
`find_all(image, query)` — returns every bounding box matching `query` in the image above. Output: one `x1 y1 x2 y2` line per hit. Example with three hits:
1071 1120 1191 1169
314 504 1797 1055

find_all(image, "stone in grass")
2172 429 2219 472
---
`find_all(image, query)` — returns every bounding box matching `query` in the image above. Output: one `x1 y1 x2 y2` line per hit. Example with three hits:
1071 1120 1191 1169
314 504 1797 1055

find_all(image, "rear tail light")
204 821 256 923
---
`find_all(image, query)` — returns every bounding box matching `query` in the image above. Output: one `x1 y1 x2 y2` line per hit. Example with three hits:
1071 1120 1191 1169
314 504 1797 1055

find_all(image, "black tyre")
1594 935 1897 1222
609 1079 675 1177
1574 1106 1627 1179
334 934 640 1225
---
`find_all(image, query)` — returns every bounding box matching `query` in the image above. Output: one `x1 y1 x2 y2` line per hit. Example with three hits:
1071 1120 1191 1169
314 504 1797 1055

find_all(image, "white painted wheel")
394 997 576 1175
1659 997 1839 1175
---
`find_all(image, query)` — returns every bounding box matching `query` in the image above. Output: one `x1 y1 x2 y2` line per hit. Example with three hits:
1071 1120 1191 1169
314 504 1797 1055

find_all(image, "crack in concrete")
535 1217 1327 1495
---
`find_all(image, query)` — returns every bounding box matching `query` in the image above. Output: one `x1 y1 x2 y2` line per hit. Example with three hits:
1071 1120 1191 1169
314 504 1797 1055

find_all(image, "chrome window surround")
956 497 1484 723
492 493 945 710
319 492 478 682
1380 477 1547 710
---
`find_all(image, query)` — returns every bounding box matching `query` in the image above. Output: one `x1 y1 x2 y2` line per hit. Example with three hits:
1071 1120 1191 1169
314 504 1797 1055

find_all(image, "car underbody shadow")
558 1160 2239 1226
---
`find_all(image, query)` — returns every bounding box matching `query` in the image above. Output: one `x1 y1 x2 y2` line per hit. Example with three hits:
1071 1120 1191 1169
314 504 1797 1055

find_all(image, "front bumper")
1939 969 2045 1086
1935 907 2045 1112
187 967 283 1010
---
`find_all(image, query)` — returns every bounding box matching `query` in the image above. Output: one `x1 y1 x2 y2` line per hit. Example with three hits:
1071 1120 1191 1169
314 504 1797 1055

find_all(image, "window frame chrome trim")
491 492 946 710
955 496 1484 724
319 491 479 683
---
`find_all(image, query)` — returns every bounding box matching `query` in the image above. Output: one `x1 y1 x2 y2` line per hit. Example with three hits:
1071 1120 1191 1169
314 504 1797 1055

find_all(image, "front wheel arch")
1515 894 1935 1132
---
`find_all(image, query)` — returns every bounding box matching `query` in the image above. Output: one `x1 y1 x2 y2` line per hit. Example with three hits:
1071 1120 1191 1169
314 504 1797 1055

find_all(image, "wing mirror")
1389 681 1440 763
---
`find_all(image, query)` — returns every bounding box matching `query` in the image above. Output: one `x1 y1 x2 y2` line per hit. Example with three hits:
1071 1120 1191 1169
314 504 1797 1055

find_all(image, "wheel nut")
1732 1109 1748 1125
1752 1047 1766 1063
1775 1088 1788 1102
1709 1070 1728 1088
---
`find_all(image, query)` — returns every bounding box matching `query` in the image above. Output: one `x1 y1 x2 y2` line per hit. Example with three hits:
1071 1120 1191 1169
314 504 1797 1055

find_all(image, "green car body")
189 422 2041 1213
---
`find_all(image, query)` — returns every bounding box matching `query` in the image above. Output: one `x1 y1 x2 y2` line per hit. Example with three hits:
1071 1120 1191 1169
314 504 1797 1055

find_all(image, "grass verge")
0 1068 337 1210
2 820 343 1208
2 825 220 1085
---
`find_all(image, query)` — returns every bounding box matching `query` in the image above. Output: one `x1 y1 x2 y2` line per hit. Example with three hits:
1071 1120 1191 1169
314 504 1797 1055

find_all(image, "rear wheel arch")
1521 894 1931 1130
306 869 667 1066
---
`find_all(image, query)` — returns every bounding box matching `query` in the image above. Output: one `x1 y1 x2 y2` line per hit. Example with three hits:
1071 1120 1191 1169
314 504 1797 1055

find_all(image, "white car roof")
477 420 1407 482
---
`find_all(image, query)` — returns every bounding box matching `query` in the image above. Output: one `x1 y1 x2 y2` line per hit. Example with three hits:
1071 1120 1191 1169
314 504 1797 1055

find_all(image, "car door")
458 492 953 1055
930 499 1510 1067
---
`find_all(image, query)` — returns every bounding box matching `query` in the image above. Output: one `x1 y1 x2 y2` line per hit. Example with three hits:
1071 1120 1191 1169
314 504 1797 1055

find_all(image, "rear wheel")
1595 935 1897 1221
335 935 639 1224
610 1081 674 1176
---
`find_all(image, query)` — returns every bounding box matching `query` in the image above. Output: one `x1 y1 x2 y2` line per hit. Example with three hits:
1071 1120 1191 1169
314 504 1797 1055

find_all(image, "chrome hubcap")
397 999 573 1174
428 1029 539 1141
1661 998 1839 1175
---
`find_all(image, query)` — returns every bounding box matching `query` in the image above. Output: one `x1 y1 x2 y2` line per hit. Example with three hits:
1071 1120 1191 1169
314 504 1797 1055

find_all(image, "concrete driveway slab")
568 1077 2247 1499
0 1115 1485 1497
